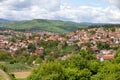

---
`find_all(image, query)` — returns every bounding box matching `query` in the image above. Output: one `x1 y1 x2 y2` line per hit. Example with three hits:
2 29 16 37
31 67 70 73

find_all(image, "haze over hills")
0 18 10 23
0 19 89 33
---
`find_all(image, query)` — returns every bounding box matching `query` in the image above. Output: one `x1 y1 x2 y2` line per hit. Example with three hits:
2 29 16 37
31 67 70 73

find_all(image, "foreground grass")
0 74 3 80
0 69 11 80
1 61 32 80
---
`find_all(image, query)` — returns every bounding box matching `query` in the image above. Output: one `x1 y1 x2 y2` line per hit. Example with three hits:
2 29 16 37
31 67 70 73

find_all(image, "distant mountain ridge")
0 18 10 23
1 19 118 33
0 19 88 33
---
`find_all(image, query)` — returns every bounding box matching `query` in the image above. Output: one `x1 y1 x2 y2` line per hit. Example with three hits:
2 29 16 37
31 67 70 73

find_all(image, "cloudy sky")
0 0 120 23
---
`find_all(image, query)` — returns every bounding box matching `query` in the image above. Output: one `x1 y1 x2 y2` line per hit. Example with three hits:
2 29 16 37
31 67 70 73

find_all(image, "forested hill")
0 19 88 33
89 24 120 28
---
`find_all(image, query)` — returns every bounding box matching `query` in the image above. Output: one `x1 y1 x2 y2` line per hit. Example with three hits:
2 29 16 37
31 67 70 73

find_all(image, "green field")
6 63 31 72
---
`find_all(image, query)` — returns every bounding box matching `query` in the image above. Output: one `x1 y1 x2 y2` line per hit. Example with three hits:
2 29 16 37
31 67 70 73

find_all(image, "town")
0 27 120 62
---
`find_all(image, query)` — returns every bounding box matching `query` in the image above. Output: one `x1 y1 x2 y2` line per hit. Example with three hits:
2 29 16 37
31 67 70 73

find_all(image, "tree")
64 68 79 80
27 62 65 80
91 62 120 80
88 60 100 74
0 50 11 61
27 54 37 65
35 57 42 64
63 54 87 70
78 69 92 80
28 43 36 52
0 64 8 72
97 42 110 50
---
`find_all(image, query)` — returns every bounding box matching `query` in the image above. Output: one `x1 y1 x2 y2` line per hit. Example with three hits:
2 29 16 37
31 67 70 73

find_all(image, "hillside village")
1 0 120 79
0 27 120 62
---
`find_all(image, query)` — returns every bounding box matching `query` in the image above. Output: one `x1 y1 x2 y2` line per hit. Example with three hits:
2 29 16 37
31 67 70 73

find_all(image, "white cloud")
0 0 120 23
55 4 120 23
0 0 61 20
0 0 61 11
106 0 120 9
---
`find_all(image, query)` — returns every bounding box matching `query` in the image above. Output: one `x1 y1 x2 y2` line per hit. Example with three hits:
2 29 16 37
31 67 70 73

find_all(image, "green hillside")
0 19 88 33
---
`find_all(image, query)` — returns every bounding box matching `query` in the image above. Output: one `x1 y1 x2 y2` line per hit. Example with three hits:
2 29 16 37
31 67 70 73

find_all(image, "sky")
0 0 120 23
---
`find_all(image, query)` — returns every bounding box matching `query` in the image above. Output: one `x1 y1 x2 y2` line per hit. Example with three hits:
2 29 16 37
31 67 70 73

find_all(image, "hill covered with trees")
0 19 88 33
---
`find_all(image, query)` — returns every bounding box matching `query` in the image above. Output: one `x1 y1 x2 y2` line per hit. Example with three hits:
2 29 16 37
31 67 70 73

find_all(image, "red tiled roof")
46 38 56 41
102 54 114 60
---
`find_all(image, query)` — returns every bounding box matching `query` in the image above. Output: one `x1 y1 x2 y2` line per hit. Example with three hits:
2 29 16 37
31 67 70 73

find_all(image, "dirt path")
0 69 11 80
13 71 31 79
